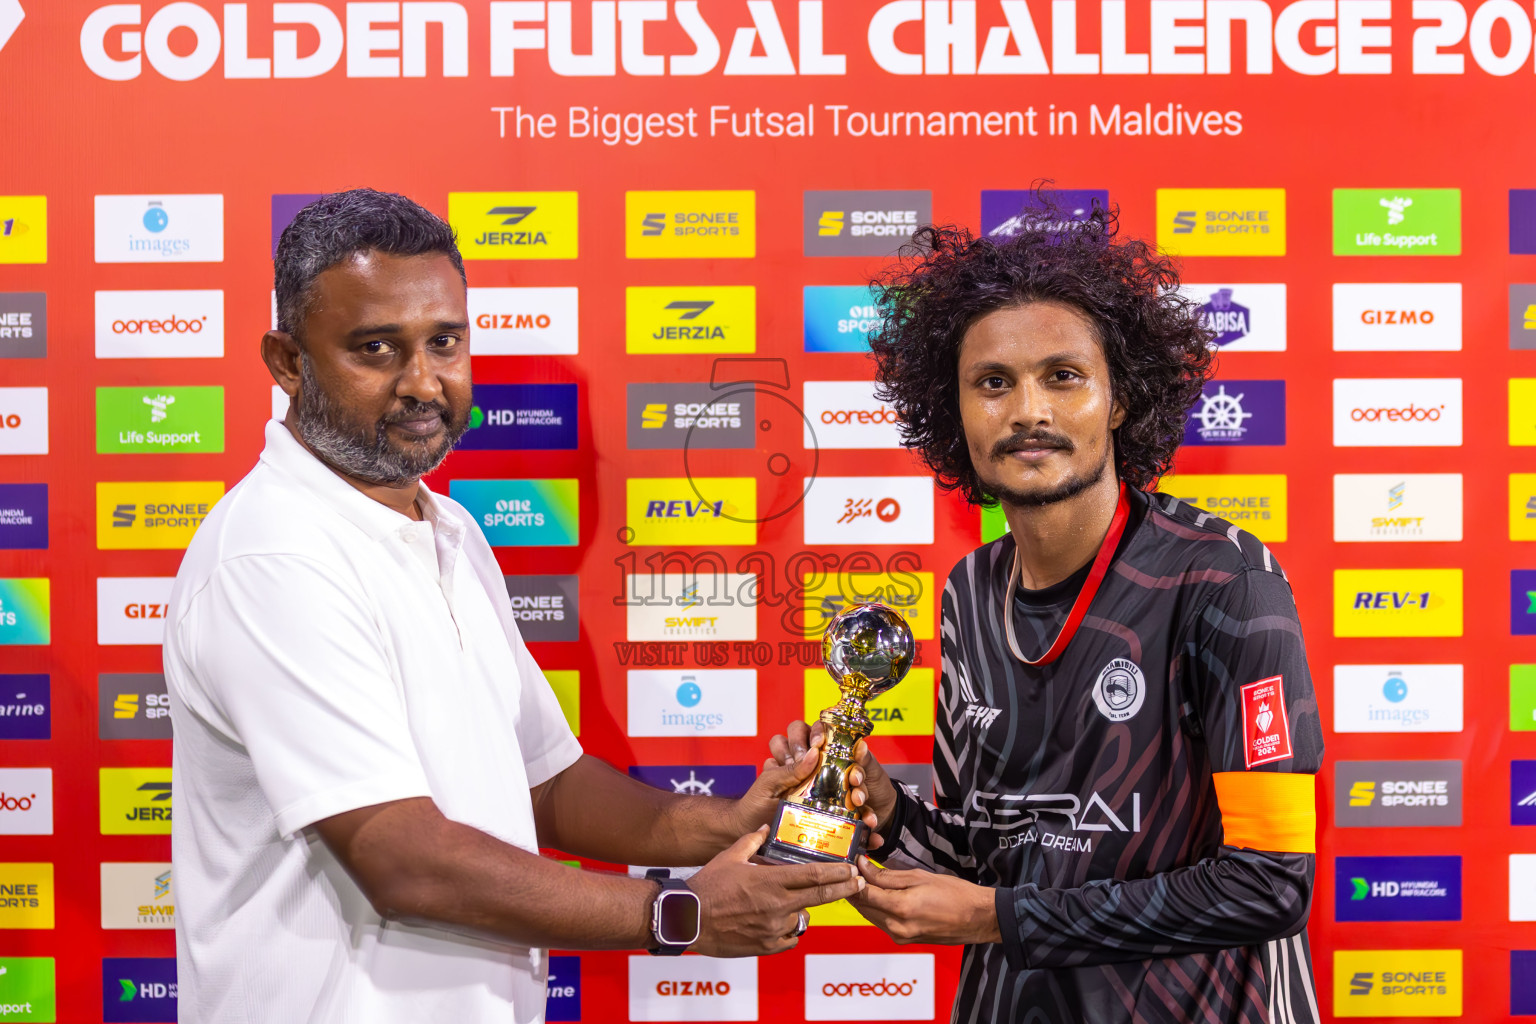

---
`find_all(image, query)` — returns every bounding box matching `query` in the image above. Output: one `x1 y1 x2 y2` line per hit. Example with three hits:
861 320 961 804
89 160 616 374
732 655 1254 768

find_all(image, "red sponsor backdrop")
2 1 1534 1020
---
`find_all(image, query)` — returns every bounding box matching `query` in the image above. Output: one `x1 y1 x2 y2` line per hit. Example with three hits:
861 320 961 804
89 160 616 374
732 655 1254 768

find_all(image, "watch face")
657 890 701 946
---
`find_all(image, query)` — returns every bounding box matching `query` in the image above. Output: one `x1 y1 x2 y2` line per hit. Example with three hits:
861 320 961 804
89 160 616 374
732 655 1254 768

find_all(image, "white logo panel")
0 768 52 835
468 287 579 355
625 573 757 642
626 670 757 738
1512 855 1536 922
803 477 933 545
94 194 224 263
1179 283 1287 352
97 577 175 646
100 862 176 929
1333 283 1461 351
803 380 902 449
1333 665 1464 733
95 290 225 358
804 953 936 1021
0 387 47 454
1332 378 1462 447
1332 474 1463 542
629 955 758 1021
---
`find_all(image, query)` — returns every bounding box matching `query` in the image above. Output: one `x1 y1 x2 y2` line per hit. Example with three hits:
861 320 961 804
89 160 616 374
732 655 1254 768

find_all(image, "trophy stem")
790 673 874 816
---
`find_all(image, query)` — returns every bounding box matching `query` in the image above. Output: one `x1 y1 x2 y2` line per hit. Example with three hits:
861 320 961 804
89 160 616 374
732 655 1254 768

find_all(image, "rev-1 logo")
971 790 1143 853
1354 591 1431 610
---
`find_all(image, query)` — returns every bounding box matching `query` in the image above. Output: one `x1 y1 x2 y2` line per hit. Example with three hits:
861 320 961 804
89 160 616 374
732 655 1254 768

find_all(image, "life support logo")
1333 189 1462 255
1092 659 1145 722
625 190 756 259
449 192 578 260
1156 188 1286 256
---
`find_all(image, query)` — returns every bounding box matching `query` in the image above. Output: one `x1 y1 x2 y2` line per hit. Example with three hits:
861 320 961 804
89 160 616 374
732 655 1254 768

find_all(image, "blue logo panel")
1514 570 1536 636
459 383 578 451
103 957 177 1023
546 955 580 1022
0 674 49 739
0 484 47 550
628 764 756 799
980 189 1108 238
1334 856 1461 922
1183 380 1286 446
1515 950 1536 1015
1513 761 1536 825
803 286 881 353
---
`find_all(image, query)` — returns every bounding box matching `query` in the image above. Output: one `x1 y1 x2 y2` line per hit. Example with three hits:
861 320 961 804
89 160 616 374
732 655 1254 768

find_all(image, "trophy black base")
757 800 870 865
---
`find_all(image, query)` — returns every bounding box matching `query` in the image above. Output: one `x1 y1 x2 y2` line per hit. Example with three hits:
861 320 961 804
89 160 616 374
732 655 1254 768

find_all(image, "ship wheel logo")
670 770 715 796
1191 384 1252 442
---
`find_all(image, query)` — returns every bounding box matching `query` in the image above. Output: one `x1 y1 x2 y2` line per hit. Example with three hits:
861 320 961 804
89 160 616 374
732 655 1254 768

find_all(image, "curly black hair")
867 200 1215 505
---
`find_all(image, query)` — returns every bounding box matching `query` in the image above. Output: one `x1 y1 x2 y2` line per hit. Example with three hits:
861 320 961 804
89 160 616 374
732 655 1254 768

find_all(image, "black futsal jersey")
880 486 1324 1024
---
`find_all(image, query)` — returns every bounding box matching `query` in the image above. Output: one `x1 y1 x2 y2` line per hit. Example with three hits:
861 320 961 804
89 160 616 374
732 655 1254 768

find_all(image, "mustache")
991 430 1074 459
381 399 453 428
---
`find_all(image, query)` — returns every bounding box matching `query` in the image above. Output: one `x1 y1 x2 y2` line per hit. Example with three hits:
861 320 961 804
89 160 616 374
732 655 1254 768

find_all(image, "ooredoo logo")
0 768 52 836
1333 379 1462 447
1351 404 1443 422
804 954 935 1020
95 291 224 358
802 381 902 449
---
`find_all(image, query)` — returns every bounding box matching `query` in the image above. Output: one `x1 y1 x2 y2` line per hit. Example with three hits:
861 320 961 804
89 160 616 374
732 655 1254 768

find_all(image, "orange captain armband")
1213 771 1316 854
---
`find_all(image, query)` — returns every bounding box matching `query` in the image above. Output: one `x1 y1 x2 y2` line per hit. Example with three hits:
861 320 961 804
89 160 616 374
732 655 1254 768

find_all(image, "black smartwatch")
645 868 701 955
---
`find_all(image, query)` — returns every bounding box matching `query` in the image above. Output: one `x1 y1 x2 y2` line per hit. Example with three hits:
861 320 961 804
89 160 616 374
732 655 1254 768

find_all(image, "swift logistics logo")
100 768 172 835
0 293 45 357
1182 380 1285 446
1334 760 1462 827
96 577 175 646
1333 378 1462 447
448 192 578 259
1333 189 1461 255
803 190 931 256
1335 856 1461 922
0 675 49 740
98 674 171 740
803 285 882 352
1515 570 1536 636
626 670 758 737
0 386 48 454
804 953 935 1020
627 765 756 799
448 479 578 546
102 957 177 1023
981 189 1106 239
626 383 755 450
625 478 757 546
805 667 935 736
1514 379 1536 445
100 862 174 930
1333 283 1461 351
1333 949 1461 1017
97 481 223 550
0 956 56 1022
0 768 53 836
0 484 46 550
1334 569 1462 637
94 194 223 263
96 386 224 453
503 575 579 643
0 864 53 929
0 196 47 264
1332 473 1463 542
628 955 757 1021
467 286 579 354
1155 188 1285 256
458 383 577 451
625 190 755 259
1157 474 1287 543
802 476 934 545
1179 283 1286 351
0 579 49 645
624 573 758 641
94 289 224 359
625 286 755 354
1333 665 1463 733
1514 474 1536 541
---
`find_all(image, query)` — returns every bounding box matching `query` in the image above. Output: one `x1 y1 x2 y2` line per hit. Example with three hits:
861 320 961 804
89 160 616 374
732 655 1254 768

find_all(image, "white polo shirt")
165 420 583 1023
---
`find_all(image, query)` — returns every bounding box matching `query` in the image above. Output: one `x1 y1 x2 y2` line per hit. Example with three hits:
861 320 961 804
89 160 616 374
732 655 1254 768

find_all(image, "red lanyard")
1003 481 1130 666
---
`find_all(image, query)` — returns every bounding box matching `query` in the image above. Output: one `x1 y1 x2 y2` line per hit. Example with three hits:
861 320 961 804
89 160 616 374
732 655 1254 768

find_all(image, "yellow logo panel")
804 667 934 736
625 190 755 259
807 898 876 926
0 863 54 928
626 478 757 546
1513 379 1536 445
625 286 756 354
97 481 223 550
1513 474 1536 541
100 768 172 835
1158 474 1287 543
801 572 935 640
1334 569 1463 638
545 670 579 737
0 196 47 264
1333 949 1462 1017
1156 188 1286 256
448 191 578 260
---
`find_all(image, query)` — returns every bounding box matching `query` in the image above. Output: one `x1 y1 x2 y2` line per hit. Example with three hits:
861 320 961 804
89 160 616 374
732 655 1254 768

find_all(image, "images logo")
1514 570 1536 636
449 192 578 259
1333 665 1463 734
625 190 756 259
1333 283 1461 351
804 953 935 1020
102 957 177 1024
802 572 934 640
0 956 56 1021
94 195 223 263
1178 283 1287 352
626 478 757 546
627 765 756 799
628 954 757 1021
1334 189 1461 255
459 383 578 451
100 769 172 836
1335 856 1461 922
0 768 52 835
99 674 171 741
803 190 932 257
94 289 225 359
802 381 903 449
981 189 1106 239
624 573 758 641
0 293 46 358
100 862 175 930
503 575 579 643
1334 569 1462 638
1155 188 1286 256
627 671 758 737
1183 381 1285 446
1157 474 1287 543
0 197 47 264
0 484 46 550
1333 473 1463 543
803 285 882 353
803 477 934 545
1333 378 1463 447
0 863 53 929
97 481 223 550
1334 760 1462 827
546 955 580 1023
0 675 49 741
1514 379 1536 446
96 577 174 646
467 286 578 355
96 386 224 453
0 579 48 646
626 287 755 354
805 668 934 737
448 480 578 547
1333 949 1461 1017
626 383 756 451
0 387 48 454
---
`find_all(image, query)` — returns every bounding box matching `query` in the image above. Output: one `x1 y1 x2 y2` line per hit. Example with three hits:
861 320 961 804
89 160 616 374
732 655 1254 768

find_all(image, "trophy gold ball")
759 603 915 865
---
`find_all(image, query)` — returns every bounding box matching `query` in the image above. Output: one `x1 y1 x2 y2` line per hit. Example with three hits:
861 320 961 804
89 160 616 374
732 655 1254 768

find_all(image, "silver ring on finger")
793 911 809 937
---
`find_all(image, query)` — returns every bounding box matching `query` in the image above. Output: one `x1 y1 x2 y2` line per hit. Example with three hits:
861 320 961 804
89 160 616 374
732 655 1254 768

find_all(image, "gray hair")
274 188 465 338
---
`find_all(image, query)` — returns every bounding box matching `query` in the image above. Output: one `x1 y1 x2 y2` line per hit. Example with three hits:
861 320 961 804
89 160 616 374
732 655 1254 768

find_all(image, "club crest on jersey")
1240 675 1293 767
1092 658 1146 722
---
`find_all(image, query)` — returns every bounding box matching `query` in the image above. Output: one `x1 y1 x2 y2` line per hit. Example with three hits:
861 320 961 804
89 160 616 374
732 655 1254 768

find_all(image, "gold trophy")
760 603 915 864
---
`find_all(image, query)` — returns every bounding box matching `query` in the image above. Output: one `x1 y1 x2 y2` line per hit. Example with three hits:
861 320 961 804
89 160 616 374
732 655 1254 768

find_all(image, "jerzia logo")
626 287 755 354
100 768 174 835
449 192 577 260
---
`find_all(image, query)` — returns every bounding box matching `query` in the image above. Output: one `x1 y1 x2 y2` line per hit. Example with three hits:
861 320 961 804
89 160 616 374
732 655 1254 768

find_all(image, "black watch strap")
645 868 699 956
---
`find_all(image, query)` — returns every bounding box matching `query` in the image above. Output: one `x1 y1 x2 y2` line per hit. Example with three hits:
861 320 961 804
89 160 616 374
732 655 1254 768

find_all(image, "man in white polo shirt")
164 189 864 1023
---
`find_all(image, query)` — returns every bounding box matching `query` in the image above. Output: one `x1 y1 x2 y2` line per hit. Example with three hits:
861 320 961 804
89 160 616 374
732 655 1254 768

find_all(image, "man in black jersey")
772 206 1323 1024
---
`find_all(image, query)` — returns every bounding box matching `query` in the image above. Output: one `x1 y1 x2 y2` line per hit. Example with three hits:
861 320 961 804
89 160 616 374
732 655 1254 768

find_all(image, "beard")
978 430 1113 509
295 352 468 486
